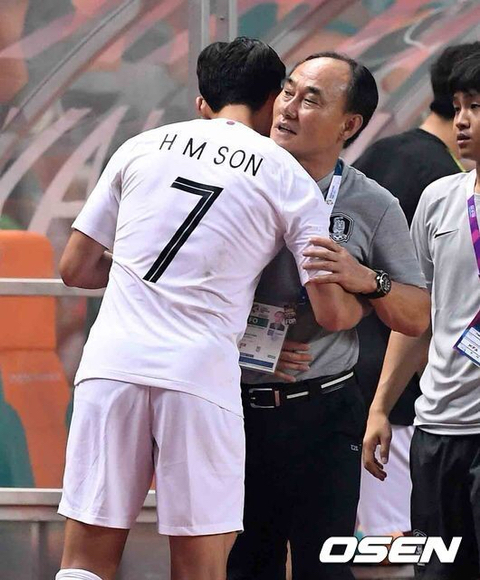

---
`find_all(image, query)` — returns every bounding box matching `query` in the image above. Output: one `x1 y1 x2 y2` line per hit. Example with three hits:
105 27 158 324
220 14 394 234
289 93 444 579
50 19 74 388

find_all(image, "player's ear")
196 96 214 119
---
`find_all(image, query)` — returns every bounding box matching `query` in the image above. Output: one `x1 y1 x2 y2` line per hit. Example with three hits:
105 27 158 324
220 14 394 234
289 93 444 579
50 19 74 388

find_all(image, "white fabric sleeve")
72 141 131 250
410 187 434 292
280 165 330 286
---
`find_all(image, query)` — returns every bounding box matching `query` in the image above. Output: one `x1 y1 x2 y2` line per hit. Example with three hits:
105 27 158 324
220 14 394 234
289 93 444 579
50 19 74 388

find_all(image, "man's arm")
303 237 430 337
60 230 113 289
369 282 430 337
362 326 431 480
305 280 369 332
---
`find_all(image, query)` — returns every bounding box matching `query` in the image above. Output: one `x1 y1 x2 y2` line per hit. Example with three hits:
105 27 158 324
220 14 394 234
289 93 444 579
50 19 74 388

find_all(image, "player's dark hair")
291 51 378 147
197 37 286 113
431 43 480 119
449 51 480 99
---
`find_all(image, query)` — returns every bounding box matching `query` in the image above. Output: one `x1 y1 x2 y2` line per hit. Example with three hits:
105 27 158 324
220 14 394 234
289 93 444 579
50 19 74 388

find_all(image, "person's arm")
303 235 430 337
362 326 431 480
367 280 430 337
305 280 369 332
363 190 434 479
60 230 113 289
59 141 129 288
280 164 371 333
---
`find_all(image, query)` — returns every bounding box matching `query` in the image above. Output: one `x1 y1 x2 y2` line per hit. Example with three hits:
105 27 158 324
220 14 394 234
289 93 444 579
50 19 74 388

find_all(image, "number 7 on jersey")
144 176 223 283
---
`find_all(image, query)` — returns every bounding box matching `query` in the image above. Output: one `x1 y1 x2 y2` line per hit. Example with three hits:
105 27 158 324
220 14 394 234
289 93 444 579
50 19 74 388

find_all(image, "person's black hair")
430 43 480 119
449 51 480 99
291 51 378 147
197 37 285 113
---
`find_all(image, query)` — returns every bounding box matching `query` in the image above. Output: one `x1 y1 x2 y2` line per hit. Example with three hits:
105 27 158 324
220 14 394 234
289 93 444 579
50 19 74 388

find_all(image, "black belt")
242 369 356 409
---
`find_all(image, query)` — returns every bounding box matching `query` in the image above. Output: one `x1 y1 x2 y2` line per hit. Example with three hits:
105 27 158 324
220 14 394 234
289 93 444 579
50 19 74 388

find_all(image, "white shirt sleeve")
280 165 330 286
411 186 434 292
72 141 131 250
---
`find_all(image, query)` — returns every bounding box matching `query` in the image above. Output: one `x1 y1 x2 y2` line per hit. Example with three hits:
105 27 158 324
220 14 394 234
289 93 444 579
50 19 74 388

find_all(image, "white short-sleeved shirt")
411 170 480 434
72 118 330 416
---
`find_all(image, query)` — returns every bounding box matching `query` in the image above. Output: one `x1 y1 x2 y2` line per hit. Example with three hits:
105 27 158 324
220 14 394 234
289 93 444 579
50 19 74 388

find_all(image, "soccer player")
55 38 365 580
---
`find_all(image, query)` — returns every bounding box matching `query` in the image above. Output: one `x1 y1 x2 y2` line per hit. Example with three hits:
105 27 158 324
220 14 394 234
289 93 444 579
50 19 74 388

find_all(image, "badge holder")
239 302 288 373
454 310 480 367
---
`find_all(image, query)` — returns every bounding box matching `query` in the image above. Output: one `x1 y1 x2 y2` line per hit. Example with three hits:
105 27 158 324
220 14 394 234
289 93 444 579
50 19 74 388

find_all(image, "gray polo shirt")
411 170 480 435
243 162 426 385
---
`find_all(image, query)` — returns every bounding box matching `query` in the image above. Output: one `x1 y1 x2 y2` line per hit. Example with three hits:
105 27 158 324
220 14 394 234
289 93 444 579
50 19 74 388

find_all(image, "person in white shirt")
363 53 480 580
55 38 365 580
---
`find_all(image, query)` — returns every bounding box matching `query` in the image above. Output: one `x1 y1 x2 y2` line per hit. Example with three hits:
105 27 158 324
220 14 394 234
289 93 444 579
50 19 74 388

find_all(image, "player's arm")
60 141 129 289
60 230 112 289
303 193 431 338
281 166 370 332
363 326 431 480
303 237 430 336
305 280 369 332
363 191 434 479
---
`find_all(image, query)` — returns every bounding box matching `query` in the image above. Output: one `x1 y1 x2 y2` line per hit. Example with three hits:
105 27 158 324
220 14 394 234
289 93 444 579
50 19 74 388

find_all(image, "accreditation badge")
239 302 288 373
454 309 480 367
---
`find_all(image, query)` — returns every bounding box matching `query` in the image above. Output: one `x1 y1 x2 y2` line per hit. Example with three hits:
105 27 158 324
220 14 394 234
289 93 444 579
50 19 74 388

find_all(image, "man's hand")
273 340 312 383
303 237 377 294
362 409 392 481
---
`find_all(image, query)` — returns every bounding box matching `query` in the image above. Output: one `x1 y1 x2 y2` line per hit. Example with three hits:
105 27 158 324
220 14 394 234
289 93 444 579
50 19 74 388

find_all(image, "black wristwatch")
363 269 392 299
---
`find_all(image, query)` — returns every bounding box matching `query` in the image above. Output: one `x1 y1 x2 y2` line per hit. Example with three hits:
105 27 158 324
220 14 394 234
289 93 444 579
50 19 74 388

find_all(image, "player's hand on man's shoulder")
303 237 377 294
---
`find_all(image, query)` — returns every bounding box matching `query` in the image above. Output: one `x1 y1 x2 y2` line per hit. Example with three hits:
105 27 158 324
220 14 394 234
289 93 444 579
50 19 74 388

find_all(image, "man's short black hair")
292 52 378 147
449 52 480 99
430 43 480 119
197 37 285 113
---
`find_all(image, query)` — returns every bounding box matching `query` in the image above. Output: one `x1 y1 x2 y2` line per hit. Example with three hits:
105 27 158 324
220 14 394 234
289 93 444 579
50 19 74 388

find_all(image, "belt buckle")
248 387 281 409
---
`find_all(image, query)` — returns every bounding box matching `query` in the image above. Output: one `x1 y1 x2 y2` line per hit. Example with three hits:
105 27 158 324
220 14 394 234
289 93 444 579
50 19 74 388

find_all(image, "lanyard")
324 159 344 212
467 193 480 278
453 182 480 364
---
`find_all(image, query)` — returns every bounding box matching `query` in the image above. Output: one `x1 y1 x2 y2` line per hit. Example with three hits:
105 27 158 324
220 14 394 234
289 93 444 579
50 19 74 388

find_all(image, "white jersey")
73 118 330 415
411 170 480 434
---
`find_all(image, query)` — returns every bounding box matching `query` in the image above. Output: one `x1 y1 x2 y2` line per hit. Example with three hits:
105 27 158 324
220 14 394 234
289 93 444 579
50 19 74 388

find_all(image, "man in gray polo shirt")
227 52 429 580
364 54 480 580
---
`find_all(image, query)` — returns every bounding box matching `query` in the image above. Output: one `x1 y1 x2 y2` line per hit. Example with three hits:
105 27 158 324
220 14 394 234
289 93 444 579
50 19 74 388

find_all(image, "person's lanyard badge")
454 179 480 366
296 160 344 309
324 159 344 207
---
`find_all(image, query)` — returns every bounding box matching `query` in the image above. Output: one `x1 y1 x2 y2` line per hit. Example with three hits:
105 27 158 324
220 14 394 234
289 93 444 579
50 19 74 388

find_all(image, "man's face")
270 58 352 169
453 90 480 162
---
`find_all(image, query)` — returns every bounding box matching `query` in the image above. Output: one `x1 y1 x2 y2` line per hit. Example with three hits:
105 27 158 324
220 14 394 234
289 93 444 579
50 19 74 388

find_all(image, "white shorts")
58 379 245 536
357 424 414 535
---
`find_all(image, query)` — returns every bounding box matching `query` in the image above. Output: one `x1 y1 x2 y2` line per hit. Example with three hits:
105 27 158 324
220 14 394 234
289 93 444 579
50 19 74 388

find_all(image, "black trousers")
227 378 366 580
411 428 480 580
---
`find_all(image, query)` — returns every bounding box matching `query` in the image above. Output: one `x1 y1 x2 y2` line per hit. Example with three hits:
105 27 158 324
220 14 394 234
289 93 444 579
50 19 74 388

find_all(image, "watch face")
379 272 392 294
